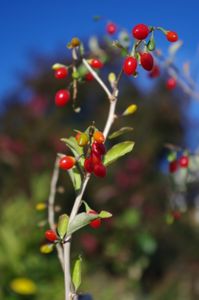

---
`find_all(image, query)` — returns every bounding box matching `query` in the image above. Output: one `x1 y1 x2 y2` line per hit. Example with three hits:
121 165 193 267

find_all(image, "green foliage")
108 127 133 139
67 213 97 235
103 141 134 166
72 256 82 292
57 214 69 239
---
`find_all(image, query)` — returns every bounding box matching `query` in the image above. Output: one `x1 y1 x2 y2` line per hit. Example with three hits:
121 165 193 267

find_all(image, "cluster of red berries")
123 23 178 76
169 154 189 173
54 66 71 107
59 129 107 178
84 131 107 178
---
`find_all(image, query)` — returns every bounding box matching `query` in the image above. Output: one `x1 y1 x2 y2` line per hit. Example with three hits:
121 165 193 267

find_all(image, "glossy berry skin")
93 163 107 178
93 131 105 144
166 78 177 90
85 72 94 81
132 24 149 40
92 142 106 155
149 65 160 78
55 89 70 107
45 230 58 242
106 22 117 35
75 132 88 147
84 157 94 173
179 155 189 168
140 53 154 71
123 56 137 75
90 59 103 69
59 156 75 170
54 67 68 79
166 31 178 42
88 210 101 229
169 160 178 173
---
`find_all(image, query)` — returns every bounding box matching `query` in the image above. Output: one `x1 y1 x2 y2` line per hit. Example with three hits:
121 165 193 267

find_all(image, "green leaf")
61 137 84 166
67 213 97 235
67 167 82 193
82 200 92 213
108 127 133 139
99 210 112 218
72 256 82 292
57 214 69 239
103 141 135 166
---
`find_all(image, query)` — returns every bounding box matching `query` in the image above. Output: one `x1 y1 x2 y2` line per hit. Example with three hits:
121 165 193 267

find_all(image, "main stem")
63 98 117 300
62 53 119 299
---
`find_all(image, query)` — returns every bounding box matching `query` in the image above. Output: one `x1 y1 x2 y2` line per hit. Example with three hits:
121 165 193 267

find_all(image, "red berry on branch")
123 56 137 76
106 22 117 35
45 229 58 242
166 77 177 90
179 155 189 168
169 160 178 173
149 65 160 78
92 141 106 155
93 163 107 178
88 210 101 229
140 52 154 71
54 67 68 79
55 89 70 107
93 131 105 144
84 157 94 173
85 72 94 81
59 156 75 170
132 24 149 40
90 59 103 69
166 31 178 42
91 152 102 165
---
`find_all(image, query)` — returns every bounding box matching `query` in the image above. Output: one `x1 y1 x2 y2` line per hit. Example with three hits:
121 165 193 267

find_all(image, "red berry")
54 67 68 79
149 65 160 78
88 210 101 229
55 89 70 107
140 52 154 71
45 229 58 242
169 160 178 173
59 156 75 170
92 142 106 155
166 77 177 90
85 72 94 81
93 163 106 178
132 24 149 40
172 211 181 220
91 152 102 165
93 131 105 144
84 157 94 173
166 31 178 42
90 59 103 69
123 56 137 75
106 22 117 35
179 155 189 168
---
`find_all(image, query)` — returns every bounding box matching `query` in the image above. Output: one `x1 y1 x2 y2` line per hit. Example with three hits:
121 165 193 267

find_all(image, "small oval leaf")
99 210 112 218
72 256 82 292
108 127 133 139
67 213 98 235
57 214 69 239
103 141 135 166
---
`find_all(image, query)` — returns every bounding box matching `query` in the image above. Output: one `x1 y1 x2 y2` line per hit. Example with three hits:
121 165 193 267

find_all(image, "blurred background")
1 0 199 299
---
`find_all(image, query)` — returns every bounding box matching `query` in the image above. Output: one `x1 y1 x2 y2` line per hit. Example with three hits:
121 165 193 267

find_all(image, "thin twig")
82 58 113 101
48 156 64 271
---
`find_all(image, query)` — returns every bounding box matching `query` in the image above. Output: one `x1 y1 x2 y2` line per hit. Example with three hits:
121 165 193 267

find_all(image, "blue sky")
1 0 199 98
1 0 199 148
